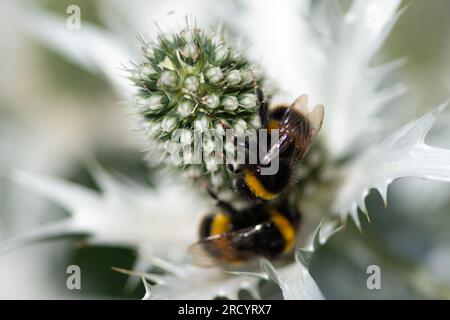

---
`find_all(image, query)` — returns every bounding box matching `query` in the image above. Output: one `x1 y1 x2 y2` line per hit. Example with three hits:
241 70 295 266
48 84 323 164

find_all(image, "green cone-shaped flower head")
130 23 267 194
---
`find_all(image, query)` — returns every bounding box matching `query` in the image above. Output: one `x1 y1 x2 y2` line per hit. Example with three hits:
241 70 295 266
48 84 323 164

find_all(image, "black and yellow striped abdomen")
197 204 300 264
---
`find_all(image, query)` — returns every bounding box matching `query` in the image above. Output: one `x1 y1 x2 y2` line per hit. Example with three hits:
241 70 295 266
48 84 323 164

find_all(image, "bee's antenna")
205 186 219 200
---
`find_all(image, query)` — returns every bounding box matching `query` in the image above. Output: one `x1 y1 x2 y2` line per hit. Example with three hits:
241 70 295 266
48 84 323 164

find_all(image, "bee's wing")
188 222 273 266
187 241 219 267
285 95 324 162
288 95 324 137
263 95 324 164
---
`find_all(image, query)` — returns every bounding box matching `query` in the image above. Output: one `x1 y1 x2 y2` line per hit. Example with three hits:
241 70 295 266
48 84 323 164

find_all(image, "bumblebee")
229 85 324 206
189 190 301 265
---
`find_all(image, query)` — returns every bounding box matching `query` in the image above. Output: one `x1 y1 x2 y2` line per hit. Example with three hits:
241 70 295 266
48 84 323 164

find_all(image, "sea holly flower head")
128 22 278 195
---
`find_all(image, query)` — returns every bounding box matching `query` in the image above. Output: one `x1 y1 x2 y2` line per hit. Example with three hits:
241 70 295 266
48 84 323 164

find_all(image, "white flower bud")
150 125 162 137
239 93 257 109
140 65 156 77
158 70 178 87
180 130 193 145
180 29 195 42
203 139 216 154
214 123 226 136
233 119 248 135
142 45 154 58
136 97 148 111
241 70 254 84
249 114 261 129
136 95 166 112
226 70 241 85
148 95 167 111
214 45 229 63
230 50 242 61
194 116 210 132
205 67 223 83
181 43 199 61
203 95 220 109
177 100 194 118
222 96 239 111
183 75 200 93
161 116 178 132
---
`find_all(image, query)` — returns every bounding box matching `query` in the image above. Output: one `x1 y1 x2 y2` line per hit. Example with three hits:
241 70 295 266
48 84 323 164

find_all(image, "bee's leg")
206 187 240 217
227 163 242 174
205 113 233 133
252 73 268 129
256 87 268 129
227 164 235 173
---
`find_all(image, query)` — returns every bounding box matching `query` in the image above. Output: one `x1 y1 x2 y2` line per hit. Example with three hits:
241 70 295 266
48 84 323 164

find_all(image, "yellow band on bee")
244 170 279 200
210 212 230 235
210 213 241 264
269 209 296 252
267 119 280 133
